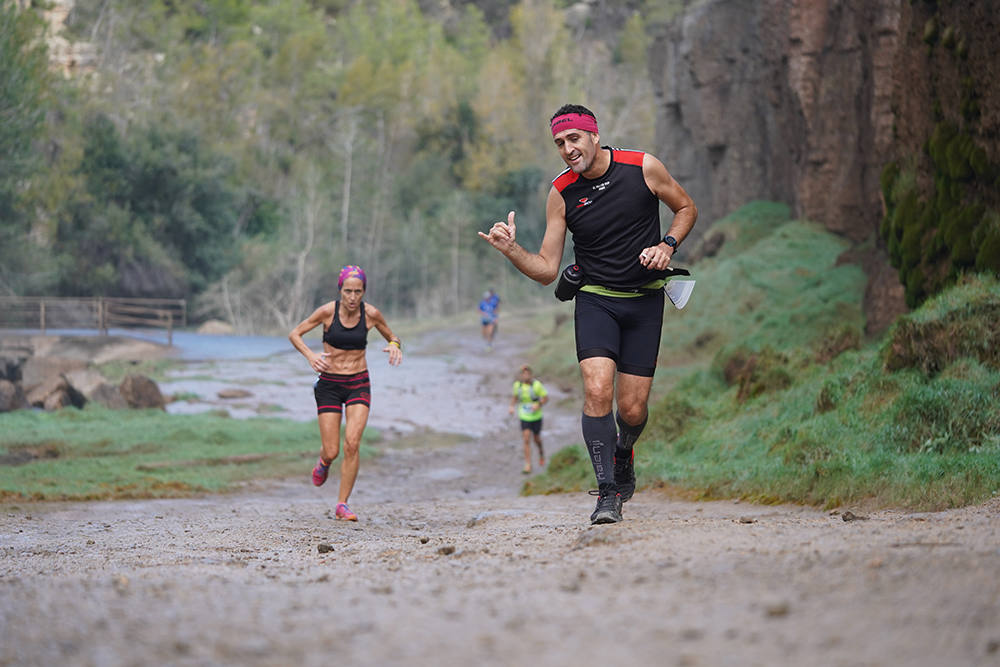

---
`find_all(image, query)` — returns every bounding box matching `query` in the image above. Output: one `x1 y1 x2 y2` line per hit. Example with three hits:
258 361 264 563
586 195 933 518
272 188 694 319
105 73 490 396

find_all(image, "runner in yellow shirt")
509 364 548 474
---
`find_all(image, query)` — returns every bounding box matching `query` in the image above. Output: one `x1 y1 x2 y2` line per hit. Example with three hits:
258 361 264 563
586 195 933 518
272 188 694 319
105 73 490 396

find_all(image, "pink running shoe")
312 459 330 486
335 503 357 521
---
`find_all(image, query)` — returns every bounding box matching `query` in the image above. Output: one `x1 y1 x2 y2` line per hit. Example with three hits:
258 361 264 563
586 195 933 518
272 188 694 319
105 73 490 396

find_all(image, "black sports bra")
323 301 368 350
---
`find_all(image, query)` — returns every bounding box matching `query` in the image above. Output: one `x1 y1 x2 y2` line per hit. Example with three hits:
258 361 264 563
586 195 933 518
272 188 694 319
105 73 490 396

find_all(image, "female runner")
288 265 402 521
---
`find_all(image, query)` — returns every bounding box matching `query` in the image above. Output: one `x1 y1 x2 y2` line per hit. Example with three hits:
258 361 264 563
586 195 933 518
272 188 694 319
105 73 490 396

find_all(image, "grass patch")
0 407 377 501
524 203 1000 510
522 444 592 495
95 358 182 383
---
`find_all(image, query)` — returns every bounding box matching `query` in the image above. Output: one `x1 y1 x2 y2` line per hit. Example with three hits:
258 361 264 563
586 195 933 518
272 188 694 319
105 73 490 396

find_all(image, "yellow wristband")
389 340 401 348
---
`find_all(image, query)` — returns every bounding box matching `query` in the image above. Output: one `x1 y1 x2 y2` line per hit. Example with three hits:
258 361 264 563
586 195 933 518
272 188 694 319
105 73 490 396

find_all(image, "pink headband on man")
550 113 599 137
338 265 366 289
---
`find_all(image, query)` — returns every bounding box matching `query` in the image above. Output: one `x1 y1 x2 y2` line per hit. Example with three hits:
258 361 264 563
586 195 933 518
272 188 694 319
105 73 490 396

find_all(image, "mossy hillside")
663 202 866 364
525 206 1000 510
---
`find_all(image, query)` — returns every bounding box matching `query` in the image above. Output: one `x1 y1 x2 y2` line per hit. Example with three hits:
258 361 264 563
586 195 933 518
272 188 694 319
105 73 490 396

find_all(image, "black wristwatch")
662 234 678 250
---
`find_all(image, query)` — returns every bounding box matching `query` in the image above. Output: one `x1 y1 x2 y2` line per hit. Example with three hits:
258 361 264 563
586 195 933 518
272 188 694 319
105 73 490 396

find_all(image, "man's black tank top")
552 147 663 290
323 301 368 350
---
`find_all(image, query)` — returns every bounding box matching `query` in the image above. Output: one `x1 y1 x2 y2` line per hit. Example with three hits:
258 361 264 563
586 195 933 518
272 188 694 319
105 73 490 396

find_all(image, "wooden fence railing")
0 297 186 345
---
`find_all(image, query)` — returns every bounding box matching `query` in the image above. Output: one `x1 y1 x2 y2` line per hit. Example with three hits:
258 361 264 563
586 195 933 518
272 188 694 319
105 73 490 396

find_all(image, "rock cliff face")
649 0 907 331
651 0 902 240
34 0 95 76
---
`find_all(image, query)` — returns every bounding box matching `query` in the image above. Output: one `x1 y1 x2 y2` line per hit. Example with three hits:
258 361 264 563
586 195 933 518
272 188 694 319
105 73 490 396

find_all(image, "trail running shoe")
523 463 532 475
335 502 357 521
614 449 636 502
589 484 623 525
312 459 330 486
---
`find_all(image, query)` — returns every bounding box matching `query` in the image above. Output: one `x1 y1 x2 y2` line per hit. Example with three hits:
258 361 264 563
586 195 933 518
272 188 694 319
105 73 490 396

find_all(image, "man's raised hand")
478 211 518 254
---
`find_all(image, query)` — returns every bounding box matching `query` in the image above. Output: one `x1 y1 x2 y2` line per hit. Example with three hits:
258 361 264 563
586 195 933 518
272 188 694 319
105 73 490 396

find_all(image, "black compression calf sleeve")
582 412 617 486
616 410 647 453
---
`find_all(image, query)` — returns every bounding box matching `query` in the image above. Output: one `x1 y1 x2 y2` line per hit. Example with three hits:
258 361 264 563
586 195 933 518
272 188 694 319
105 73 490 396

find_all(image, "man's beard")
570 154 591 174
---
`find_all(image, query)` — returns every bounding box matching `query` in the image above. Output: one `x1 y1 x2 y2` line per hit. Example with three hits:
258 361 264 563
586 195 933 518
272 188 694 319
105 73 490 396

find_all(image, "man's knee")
617 402 648 426
583 389 613 414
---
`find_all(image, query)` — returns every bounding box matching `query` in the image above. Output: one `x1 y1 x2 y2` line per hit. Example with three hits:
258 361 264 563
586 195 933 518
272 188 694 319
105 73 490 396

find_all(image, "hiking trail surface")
2 318 999 667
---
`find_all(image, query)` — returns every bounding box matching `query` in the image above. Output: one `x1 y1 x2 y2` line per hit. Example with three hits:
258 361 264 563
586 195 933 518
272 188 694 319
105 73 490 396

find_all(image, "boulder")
197 319 234 335
0 379 27 412
119 374 166 409
217 388 252 399
0 341 31 381
0 355 23 382
0 335 34 365
26 376 69 408
63 368 128 409
43 388 73 411
21 357 87 394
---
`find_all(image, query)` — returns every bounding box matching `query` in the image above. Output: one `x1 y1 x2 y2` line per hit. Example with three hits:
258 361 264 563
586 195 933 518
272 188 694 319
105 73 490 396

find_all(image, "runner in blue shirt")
478 289 500 350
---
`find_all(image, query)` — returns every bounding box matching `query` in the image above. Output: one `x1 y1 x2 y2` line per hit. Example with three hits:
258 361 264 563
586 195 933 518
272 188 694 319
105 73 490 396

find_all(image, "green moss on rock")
880 123 999 307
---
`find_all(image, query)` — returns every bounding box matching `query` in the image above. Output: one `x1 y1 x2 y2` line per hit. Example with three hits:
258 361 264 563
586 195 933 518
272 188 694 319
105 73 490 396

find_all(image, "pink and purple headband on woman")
550 113 599 137
338 265 367 289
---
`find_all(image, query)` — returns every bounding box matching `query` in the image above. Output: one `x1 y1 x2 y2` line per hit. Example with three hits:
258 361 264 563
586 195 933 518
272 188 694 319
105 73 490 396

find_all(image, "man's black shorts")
574 290 665 377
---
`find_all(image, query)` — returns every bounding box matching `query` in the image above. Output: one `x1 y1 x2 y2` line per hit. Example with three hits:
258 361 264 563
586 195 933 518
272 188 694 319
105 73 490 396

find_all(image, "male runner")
509 364 549 474
478 289 500 350
479 104 697 524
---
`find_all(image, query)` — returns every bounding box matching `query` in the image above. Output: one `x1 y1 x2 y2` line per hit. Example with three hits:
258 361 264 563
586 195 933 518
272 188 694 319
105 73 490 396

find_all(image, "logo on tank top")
592 180 611 191
576 197 592 208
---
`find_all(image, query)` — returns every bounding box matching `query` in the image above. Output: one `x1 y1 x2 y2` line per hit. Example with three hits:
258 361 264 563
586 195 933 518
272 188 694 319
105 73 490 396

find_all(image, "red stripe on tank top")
613 149 644 166
552 170 579 193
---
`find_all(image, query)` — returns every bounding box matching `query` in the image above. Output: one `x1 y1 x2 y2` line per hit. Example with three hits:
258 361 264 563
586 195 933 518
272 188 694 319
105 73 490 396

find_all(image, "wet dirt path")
2 320 1000 666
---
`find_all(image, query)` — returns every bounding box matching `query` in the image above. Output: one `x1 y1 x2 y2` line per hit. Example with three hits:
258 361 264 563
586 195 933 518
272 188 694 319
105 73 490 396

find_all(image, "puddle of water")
6 328 296 361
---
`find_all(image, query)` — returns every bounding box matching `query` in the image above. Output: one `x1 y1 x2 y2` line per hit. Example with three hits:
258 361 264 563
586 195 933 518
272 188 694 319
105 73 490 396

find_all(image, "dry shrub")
815 326 862 364
722 347 792 402
884 300 1000 376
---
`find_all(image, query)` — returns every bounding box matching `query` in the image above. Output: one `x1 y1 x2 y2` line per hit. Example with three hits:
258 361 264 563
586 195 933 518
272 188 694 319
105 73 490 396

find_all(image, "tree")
53 114 245 297
0 2 52 294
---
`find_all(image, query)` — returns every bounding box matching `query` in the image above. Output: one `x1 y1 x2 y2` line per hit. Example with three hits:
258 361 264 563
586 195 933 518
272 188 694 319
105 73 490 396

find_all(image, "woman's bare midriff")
321 345 367 375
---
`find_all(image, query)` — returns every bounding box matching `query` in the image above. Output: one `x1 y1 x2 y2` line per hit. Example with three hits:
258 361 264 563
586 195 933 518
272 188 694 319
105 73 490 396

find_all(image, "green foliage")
880 123 999 306
922 17 938 45
616 13 649 69
52 114 254 297
0 4 48 199
0 407 376 501
0 4 54 293
2 0 662 329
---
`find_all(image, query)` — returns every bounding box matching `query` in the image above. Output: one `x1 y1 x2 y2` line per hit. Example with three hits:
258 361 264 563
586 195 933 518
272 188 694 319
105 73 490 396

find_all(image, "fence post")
40 300 46 335
99 297 106 335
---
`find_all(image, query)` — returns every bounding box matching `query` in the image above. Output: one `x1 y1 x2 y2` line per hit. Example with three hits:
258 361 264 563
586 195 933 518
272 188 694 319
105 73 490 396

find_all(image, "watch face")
664 235 677 248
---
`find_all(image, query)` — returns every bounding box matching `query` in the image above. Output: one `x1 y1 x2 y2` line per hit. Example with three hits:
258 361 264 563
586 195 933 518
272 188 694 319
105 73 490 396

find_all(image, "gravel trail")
2 321 999 666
